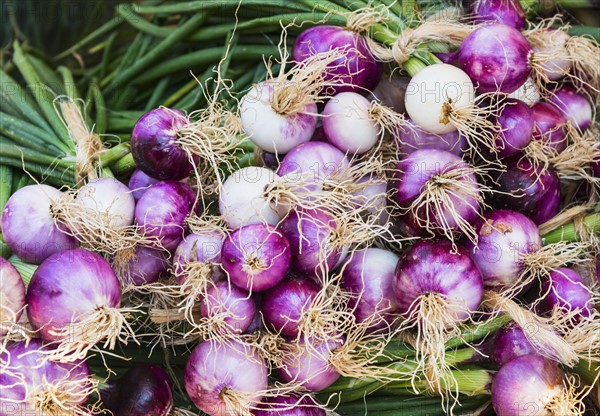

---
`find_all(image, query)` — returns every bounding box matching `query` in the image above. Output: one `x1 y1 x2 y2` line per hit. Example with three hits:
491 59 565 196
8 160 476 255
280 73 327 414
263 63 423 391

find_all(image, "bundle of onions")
0 257 26 336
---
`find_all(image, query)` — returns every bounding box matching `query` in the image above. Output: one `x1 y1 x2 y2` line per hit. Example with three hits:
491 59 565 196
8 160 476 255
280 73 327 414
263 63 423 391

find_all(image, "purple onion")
277 337 343 391
261 273 321 337
530 29 572 82
222 224 291 292
471 0 526 29
173 230 224 285
548 84 593 131
352 175 390 226
131 108 196 181
492 355 570 415
115 245 170 286
393 117 467 156
492 98 534 158
393 240 484 322
254 394 325 416
538 268 594 323
128 169 159 201
26 248 121 343
134 181 196 251
261 151 281 170
597 256 600 284
489 156 560 225
184 339 268 416
0 339 91 415
492 323 537 366
2 185 77 264
0 257 26 335
389 149 481 238
370 74 409 114
77 177 136 228
292 25 382 95
531 102 568 153
464 210 542 290
200 280 256 334
340 248 399 331
279 208 342 276
457 23 532 93
593 145 600 179
244 294 264 334
101 364 173 416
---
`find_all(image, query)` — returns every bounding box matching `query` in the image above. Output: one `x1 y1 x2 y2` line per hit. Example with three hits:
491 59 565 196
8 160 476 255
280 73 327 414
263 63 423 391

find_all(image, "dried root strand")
544 374 588 416
538 204 595 236
32 371 101 416
344 5 390 34
550 127 600 183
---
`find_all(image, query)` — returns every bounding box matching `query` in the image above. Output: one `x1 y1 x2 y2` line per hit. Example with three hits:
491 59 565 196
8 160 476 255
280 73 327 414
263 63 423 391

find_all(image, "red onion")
492 322 537 366
131 108 196 180
134 181 196 251
393 117 467 156
531 102 568 153
471 0 526 29
173 230 224 285
0 257 26 335
340 248 399 331
76 177 135 228
184 339 268 416
489 155 560 225
492 98 534 158
457 23 531 93
200 280 256 334
537 268 594 322
101 364 173 416
2 185 77 264
370 74 409 114
0 339 92 415
548 84 593 131
222 223 291 292
254 394 325 416
292 25 381 95
116 245 170 286
128 168 159 201
278 208 342 276
464 209 542 290
261 273 321 337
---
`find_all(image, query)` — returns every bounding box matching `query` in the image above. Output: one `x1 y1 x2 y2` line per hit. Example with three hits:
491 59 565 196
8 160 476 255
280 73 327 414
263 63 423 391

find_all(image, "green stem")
55 17 124 60
0 70 51 132
8 255 38 286
110 153 136 177
0 166 13 211
98 144 131 167
542 213 600 245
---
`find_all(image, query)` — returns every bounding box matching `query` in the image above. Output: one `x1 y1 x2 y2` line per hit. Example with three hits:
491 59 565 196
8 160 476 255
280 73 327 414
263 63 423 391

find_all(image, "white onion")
76 178 135 228
507 77 541 106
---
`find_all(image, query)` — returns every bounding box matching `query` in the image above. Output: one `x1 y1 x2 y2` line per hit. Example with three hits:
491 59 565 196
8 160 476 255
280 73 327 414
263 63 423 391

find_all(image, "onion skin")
134 181 196 251
292 25 381 95
76 177 136 228
173 231 224 285
464 210 542 290
489 156 560 225
2 185 78 264
222 224 291 292
471 0 526 29
548 84 593 131
184 339 268 416
101 364 173 416
131 108 195 181
352 175 390 227
492 98 534 158
261 273 321 337
254 394 325 416
457 23 531 93
0 257 26 335
492 354 565 416
492 323 537 366
0 339 91 416
393 240 484 321
370 74 409 114
200 281 256 334
128 169 159 201
26 248 121 342
340 248 399 331
394 117 467 156
538 268 594 323
531 102 568 153
117 245 170 286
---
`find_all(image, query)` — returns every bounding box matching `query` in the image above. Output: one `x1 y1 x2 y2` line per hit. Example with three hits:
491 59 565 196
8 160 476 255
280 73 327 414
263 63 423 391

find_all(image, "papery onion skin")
128 169 159 201
131 108 195 181
457 23 531 93
394 117 467 156
0 339 91 416
531 102 568 153
471 0 526 29
134 181 196 251
464 209 542 290
173 231 224 285
492 322 537 366
393 240 484 321
26 248 121 342
200 280 256 334
2 185 78 264
340 248 399 331
261 273 321 337
292 25 382 95
0 257 26 335
184 339 268 416
117 245 170 286
538 267 594 322
222 224 291 292
76 177 135 228
489 156 560 225
548 84 593 131
101 364 173 416
492 98 534 158
492 354 565 416
254 393 325 416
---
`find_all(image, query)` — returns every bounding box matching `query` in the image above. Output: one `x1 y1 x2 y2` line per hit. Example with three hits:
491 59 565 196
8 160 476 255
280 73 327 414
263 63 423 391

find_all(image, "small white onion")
76 178 135 228
507 77 541 106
